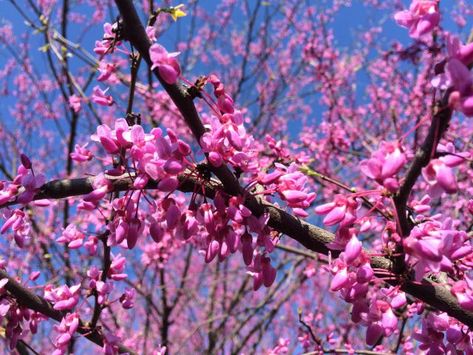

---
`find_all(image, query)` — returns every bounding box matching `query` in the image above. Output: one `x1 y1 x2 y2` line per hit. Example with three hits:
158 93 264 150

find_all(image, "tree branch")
0 270 137 354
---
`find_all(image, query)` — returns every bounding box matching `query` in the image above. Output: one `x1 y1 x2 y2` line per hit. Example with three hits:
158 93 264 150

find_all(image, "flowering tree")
0 0 473 353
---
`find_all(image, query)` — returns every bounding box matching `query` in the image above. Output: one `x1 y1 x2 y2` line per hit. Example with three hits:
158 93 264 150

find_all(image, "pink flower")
44 284 81 311
267 338 290 354
149 44 181 84
68 95 81 113
451 277 473 311
330 267 349 292
344 234 362 264
57 224 85 249
53 313 79 354
70 144 93 162
94 22 121 55
82 174 111 204
422 159 457 195
360 141 406 190
15 165 46 204
445 59 473 117
91 86 114 106
248 254 276 290
422 143 468 195
1 209 31 247
108 253 127 280
154 344 167 355
97 62 118 82
446 34 473 67
315 195 358 229
394 0 440 39
120 288 135 309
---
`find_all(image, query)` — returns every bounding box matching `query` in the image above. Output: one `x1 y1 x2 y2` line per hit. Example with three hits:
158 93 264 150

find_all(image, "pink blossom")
421 144 468 196
82 173 111 204
154 344 167 355
108 253 127 280
44 284 81 311
445 58 473 117
451 277 473 311
344 234 362 264
360 141 406 190
94 22 121 55
422 159 457 195
248 254 276 290
315 195 358 229
91 86 114 106
394 0 440 39
70 144 93 162
68 95 81 113
267 338 290 354
57 224 85 249
404 218 470 279
53 313 79 354
97 61 118 82
446 34 473 67
119 287 135 309
1 209 31 247
149 44 181 84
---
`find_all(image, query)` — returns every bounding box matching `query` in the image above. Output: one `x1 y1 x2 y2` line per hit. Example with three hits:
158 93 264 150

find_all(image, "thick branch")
394 97 452 236
0 270 136 354
9 173 473 328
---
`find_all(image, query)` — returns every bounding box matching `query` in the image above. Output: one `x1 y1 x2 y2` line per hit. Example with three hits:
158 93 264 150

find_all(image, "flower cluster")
432 35 473 117
94 22 122 56
86 119 192 213
0 154 46 208
404 217 472 280
191 192 276 289
359 141 406 192
52 313 79 355
413 312 473 353
259 163 316 217
44 284 81 311
57 224 85 249
1 209 31 248
394 0 440 39
421 143 469 196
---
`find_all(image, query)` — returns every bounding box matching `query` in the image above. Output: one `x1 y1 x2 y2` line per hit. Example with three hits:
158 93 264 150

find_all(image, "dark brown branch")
0 270 136 354
394 96 452 237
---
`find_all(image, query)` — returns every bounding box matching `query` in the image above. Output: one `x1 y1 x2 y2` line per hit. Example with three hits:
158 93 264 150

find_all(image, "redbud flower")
70 144 93 162
120 288 135 309
91 86 114 106
315 195 358 229
68 95 81 113
394 0 440 39
360 141 406 189
53 313 79 354
57 224 85 249
445 58 473 117
44 284 81 311
94 22 121 55
446 34 473 67
149 44 181 84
